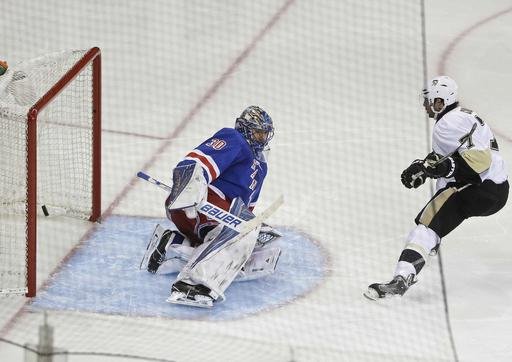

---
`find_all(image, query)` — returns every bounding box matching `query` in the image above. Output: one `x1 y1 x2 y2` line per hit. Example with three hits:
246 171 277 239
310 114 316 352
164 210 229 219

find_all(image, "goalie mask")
426 76 458 114
235 106 274 158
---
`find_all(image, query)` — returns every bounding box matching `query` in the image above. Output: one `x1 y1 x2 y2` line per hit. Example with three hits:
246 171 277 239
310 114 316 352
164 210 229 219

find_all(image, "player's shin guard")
396 249 425 276
364 225 439 300
394 224 440 278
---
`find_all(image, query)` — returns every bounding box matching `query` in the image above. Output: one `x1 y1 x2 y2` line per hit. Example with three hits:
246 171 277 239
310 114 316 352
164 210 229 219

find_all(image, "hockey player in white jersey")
365 76 509 300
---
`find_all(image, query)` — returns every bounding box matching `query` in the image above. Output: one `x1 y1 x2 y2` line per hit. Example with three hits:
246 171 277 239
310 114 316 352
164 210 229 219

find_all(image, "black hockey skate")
146 229 172 273
167 281 214 308
363 274 416 300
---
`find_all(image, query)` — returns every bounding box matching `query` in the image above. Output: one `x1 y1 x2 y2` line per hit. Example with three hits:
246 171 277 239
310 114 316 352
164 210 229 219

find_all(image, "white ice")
1 0 512 361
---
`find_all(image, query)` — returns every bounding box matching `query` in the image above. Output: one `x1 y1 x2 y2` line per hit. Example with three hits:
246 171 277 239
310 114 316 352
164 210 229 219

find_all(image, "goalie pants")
415 179 509 238
167 188 230 247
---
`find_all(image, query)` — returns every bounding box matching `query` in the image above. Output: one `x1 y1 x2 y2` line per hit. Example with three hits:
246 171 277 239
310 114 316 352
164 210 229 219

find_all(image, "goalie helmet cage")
0 47 101 298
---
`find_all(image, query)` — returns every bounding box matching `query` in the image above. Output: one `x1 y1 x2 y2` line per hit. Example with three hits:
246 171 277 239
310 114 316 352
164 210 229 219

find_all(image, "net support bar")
25 47 101 297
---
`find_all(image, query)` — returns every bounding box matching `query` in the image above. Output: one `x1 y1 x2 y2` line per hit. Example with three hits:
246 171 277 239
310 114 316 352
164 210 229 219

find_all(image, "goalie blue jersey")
176 128 268 208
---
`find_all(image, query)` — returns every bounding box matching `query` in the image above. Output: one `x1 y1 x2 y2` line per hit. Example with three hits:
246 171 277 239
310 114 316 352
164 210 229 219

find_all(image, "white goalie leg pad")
156 243 195 275
166 162 207 217
174 225 261 302
203 223 223 244
155 224 280 279
235 247 281 282
394 224 440 278
158 224 222 275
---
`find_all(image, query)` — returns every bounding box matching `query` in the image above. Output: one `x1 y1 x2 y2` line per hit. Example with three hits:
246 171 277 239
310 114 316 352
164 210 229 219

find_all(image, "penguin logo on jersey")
206 138 227 150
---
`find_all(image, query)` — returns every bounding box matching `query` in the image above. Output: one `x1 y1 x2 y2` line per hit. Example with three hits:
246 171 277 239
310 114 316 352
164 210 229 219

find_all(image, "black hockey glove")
401 160 426 189
422 152 456 179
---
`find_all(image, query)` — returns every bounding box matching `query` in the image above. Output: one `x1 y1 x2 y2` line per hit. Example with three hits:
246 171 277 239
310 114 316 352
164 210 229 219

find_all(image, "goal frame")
25 47 102 297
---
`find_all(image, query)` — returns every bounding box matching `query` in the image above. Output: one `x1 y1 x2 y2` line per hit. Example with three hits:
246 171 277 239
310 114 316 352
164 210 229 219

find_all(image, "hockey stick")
136 171 283 232
412 122 478 181
136 171 172 193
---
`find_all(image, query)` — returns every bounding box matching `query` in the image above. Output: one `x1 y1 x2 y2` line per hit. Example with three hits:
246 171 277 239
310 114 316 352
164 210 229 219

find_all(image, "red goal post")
0 47 101 297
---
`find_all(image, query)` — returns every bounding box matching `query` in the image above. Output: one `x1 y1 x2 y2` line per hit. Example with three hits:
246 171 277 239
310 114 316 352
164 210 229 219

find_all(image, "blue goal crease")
30 215 327 321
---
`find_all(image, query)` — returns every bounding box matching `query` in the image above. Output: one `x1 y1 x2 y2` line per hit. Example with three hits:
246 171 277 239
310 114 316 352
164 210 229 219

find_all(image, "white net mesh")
0 104 28 293
33 51 94 219
0 49 95 294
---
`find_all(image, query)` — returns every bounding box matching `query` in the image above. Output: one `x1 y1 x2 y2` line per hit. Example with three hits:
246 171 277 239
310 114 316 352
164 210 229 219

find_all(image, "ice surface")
30 216 327 320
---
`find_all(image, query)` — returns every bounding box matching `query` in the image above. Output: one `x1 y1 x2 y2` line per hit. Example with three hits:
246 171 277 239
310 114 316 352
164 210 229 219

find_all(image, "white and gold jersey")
432 106 507 189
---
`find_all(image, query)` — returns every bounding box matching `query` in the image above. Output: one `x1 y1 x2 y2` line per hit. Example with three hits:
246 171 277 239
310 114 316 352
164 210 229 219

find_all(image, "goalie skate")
166 281 214 308
363 274 416 301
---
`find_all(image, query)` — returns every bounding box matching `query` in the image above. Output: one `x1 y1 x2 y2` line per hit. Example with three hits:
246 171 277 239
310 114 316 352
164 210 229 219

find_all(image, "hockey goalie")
140 106 282 308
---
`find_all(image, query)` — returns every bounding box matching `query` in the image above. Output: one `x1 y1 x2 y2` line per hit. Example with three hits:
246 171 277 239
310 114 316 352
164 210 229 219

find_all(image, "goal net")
0 48 101 297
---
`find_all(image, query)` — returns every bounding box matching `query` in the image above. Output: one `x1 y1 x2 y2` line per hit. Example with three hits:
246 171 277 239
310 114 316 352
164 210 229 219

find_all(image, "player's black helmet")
235 106 274 157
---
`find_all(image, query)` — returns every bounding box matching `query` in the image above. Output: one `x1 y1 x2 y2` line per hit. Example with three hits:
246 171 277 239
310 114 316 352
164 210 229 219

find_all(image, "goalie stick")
136 171 283 233
412 122 478 181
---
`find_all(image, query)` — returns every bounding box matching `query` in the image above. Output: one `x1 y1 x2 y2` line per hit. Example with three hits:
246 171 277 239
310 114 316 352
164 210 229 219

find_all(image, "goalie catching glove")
401 152 456 189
